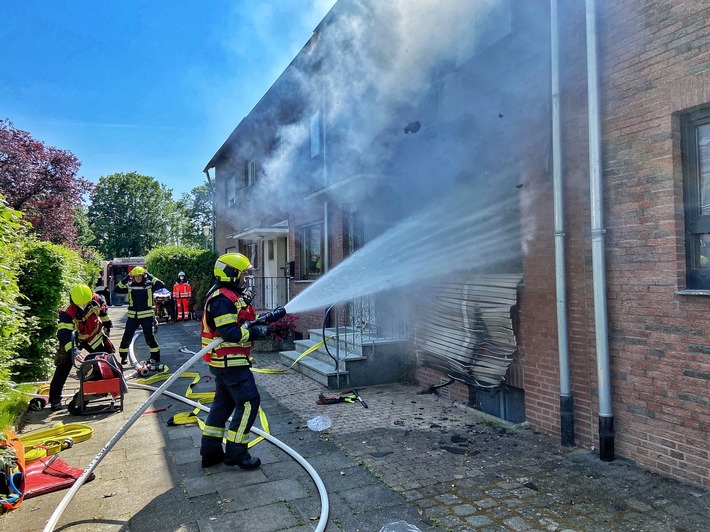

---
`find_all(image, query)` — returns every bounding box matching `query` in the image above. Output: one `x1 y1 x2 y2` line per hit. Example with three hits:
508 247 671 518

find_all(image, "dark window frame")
245 159 256 187
682 108 710 289
299 222 323 280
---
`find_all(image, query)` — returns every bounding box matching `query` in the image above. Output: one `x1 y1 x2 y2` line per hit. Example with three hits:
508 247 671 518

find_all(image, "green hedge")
14 242 99 381
145 246 218 314
0 197 32 388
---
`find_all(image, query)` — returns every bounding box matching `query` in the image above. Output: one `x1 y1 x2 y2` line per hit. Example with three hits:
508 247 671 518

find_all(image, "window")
310 111 321 158
226 176 236 206
238 241 258 270
300 222 323 279
682 108 710 289
267 240 274 261
245 159 256 187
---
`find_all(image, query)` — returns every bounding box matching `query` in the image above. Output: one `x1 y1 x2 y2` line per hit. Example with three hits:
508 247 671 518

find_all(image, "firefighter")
199 253 286 469
115 266 165 365
49 284 115 411
172 271 192 321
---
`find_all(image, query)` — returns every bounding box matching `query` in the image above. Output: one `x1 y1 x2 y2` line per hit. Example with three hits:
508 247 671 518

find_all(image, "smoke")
224 0 541 222
217 0 551 310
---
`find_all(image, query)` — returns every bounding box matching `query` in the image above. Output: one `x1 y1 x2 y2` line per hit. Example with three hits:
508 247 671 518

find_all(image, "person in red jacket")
172 271 192 321
49 284 115 411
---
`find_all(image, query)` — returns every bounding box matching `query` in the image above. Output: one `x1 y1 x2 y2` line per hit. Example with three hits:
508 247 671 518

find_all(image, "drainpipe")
551 0 575 447
204 169 216 253
585 0 614 461
322 88 329 274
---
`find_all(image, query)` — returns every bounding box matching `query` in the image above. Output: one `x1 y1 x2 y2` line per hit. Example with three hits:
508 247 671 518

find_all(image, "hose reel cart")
68 352 126 415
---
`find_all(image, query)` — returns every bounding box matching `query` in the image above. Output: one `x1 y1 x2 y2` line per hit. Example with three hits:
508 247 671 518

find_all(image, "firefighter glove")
245 324 268 340
54 350 69 367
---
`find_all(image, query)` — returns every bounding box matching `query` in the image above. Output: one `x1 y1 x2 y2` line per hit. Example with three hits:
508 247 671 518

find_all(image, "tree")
87 172 176 258
73 205 95 248
0 119 93 245
176 183 214 249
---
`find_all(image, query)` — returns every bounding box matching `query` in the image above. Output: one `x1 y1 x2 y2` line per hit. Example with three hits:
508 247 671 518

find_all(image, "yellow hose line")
134 337 330 446
252 339 326 374
19 422 93 463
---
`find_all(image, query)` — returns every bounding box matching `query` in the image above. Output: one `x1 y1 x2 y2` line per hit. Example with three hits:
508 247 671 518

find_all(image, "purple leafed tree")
0 119 94 245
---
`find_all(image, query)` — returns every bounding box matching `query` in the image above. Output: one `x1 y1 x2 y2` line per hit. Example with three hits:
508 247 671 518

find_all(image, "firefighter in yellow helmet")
49 284 115 411
115 266 166 365
200 253 286 469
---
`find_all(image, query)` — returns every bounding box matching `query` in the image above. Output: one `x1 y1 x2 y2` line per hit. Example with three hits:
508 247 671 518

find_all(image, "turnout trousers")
118 316 160 362
200 365 260 463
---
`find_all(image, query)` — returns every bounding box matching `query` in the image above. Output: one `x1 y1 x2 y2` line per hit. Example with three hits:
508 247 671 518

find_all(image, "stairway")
279 327 409 389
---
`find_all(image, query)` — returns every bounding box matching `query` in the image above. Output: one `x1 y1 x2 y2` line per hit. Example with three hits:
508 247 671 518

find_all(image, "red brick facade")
208 0 710 488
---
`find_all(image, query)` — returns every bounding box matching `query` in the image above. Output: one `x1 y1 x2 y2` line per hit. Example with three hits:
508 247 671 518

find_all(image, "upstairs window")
226 176 236 206
682 108 710 289
310 111 322 158
245 159 256 187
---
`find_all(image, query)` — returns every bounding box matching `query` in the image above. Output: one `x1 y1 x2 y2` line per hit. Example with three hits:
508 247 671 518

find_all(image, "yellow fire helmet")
214 253 252 283
131 266 146 277
70 284 93 309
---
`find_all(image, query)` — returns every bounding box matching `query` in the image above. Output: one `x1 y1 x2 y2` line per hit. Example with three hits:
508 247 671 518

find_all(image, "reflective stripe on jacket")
201 287 256 367
173 281 192 299
116 275 165 319
57 297 107 352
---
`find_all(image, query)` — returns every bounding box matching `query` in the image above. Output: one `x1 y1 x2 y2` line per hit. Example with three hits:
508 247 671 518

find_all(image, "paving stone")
3 314 708 532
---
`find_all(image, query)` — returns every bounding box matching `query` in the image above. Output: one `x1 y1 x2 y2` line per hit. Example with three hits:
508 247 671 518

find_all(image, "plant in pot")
254 314 299 351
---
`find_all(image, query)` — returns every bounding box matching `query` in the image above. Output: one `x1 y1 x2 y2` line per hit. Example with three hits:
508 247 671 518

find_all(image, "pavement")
2 306 709 532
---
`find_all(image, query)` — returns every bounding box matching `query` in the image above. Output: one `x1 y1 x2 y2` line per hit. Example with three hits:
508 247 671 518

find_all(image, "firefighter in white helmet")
172 271 192 321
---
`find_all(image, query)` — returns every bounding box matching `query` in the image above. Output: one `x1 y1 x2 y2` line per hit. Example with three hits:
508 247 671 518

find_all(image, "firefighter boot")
225 443 261 470
201 434 225 468
201 445 225 468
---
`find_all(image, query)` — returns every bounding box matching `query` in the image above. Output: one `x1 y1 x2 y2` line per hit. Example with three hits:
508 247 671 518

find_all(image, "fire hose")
128 380 330 532
42 337 223 532
43 335 330 532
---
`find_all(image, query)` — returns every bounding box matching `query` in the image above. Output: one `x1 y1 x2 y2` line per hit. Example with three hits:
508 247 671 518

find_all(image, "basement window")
300 222 323 280
682 108 710 289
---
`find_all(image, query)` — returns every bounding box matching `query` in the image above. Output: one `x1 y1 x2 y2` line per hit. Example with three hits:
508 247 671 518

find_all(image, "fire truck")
95 257 145 306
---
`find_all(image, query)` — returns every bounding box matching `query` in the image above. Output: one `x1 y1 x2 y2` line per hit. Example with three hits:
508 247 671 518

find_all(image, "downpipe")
551 0 575 446
586 0 614 461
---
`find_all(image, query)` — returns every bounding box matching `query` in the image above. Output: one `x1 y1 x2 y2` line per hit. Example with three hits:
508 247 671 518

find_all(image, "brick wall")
516 0 710 488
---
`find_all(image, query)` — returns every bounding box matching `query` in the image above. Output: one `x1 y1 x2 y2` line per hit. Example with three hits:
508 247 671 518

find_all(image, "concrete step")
279 349 351 389
292 338 367 366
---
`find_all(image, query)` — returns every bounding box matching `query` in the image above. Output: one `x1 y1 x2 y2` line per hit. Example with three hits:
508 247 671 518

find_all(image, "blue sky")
1 0 336 198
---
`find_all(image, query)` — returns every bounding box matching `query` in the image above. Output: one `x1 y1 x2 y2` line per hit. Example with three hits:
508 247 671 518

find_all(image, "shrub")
267 314 299 342
145 246 218 313
0 196 31 388
15 242 97 381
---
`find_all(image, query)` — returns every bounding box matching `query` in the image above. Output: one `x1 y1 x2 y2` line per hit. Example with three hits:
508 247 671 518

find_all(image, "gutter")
203 169 216 253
